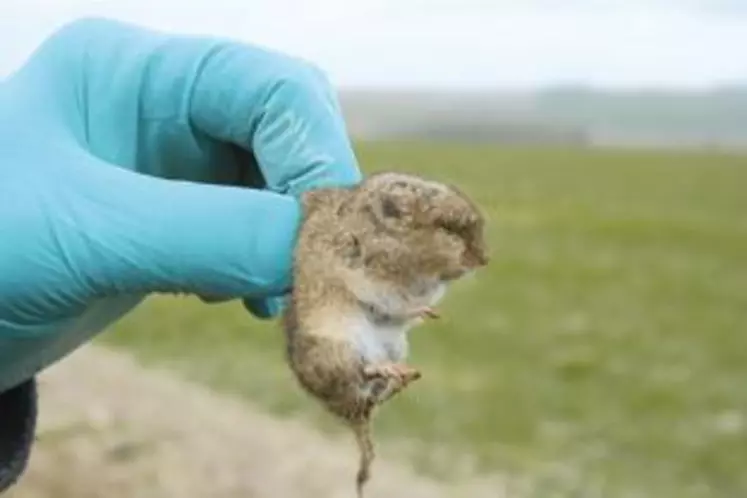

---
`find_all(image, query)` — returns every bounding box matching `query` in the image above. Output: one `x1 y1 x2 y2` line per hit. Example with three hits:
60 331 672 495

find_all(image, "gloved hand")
0 17 362 392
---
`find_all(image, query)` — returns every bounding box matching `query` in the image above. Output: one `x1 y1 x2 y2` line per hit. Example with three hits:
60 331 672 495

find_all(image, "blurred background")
3 0 747 150
3 1 746 498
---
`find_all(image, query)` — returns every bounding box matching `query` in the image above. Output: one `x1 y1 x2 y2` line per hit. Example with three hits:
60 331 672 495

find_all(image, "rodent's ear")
359 194 404 233
380 196 402 219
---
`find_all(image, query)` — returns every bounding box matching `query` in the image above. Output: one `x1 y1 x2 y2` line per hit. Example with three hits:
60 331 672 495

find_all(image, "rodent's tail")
352 420 374 498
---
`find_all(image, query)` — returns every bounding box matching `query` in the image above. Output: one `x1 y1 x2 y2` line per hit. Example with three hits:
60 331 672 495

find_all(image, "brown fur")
282 171 489 497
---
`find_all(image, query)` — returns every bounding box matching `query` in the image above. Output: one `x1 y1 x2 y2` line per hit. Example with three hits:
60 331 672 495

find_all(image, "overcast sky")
1 0 745 89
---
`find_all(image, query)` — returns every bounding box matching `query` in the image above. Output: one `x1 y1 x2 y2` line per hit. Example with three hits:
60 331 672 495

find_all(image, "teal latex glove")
0 17 362 392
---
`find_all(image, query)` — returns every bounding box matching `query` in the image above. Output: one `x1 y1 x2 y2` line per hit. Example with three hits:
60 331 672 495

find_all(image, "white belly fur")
347 281 447 364
349 315 410 363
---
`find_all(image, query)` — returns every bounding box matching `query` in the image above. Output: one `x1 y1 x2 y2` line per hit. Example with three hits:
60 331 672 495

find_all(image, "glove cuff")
0 378 37 493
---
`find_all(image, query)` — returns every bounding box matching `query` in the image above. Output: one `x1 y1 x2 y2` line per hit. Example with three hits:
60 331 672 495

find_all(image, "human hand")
0 17 362 391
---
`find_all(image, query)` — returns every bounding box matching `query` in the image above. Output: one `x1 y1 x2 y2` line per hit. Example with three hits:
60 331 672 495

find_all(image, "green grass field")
101 143 747 497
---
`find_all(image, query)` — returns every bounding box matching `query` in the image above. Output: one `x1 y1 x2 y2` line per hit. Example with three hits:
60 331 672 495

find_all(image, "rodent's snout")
468 236 490 267
468 249 489 268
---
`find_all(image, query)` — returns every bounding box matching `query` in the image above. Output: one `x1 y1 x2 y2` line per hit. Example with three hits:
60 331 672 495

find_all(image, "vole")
282 171 489 497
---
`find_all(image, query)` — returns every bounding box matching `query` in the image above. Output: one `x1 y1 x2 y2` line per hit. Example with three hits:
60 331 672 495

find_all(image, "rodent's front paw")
419 306 440 319
408 306 439 322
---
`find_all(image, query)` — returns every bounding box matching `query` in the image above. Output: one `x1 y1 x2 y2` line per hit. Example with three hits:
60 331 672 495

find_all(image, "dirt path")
6 345 503 498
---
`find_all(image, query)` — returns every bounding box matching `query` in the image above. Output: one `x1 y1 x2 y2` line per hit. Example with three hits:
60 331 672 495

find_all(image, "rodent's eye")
439 215 480 236
437 218 464 234
340 232 362 261
349 234 362 258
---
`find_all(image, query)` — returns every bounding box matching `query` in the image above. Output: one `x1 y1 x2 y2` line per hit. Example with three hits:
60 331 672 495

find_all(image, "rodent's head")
334 172 490 287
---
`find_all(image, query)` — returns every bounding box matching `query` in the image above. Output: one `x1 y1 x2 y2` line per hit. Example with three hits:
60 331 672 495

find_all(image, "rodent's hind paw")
363 363 422 384
362 363 422 406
